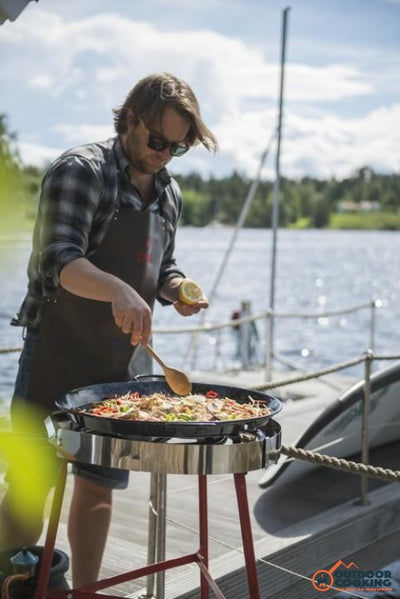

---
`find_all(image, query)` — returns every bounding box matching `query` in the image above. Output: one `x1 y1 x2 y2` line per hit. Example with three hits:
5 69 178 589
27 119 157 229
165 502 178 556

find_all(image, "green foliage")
312 195 331 228
180 188 214 226
0 115 24 230
0 114 41 232
330 212 400 230
288 217 312 229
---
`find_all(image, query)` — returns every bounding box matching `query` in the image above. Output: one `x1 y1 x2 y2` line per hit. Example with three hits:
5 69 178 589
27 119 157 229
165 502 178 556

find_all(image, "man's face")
123 106 191 175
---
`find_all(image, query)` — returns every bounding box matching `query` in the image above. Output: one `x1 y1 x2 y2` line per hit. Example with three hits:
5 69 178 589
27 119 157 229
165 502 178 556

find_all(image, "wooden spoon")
144 344 192 396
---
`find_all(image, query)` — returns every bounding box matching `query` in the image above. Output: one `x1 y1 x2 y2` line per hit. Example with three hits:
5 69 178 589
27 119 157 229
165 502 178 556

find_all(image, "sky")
0 0 399 181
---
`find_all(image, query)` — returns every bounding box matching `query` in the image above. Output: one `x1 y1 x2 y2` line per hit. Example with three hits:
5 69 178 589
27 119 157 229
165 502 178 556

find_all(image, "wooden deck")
3 369 400 598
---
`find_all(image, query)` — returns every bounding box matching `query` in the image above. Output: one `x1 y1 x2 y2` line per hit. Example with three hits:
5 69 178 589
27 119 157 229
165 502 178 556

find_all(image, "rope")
0 346 21 354
152 301 376 334
270 300 375 319
248 355 367 390
247 352 400 391
281 444 400 483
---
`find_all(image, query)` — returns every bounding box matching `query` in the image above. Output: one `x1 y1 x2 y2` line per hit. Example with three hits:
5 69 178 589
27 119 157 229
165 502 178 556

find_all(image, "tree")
312 195 330 228
0 114 41 231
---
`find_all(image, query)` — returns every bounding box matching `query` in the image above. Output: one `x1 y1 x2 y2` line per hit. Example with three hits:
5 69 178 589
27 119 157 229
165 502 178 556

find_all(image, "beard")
123 128 167 175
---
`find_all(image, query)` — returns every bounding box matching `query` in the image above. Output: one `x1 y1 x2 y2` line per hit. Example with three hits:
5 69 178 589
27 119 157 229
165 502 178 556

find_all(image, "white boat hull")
259 360 400 488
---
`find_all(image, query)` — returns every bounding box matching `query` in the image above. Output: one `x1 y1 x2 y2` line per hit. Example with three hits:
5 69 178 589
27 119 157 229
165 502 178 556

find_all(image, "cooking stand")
35 419 281 599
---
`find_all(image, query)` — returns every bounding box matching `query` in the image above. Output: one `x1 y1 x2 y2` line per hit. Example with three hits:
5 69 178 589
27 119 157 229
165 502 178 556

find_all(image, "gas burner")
49 418 281 476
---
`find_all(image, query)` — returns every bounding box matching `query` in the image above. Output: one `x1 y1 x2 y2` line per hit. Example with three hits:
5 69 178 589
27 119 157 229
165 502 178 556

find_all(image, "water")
1 228 400 414
154 227 400 374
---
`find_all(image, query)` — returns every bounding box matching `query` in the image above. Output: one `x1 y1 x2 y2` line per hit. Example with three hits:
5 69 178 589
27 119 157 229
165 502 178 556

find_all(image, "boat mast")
266 6 290 380
182 130 276 370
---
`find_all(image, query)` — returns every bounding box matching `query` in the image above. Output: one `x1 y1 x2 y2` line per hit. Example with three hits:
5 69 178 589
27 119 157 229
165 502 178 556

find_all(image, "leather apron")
25 204 165 415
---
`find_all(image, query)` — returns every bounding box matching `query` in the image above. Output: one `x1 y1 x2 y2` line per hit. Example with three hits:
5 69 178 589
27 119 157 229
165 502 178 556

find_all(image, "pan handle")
134 373 167 383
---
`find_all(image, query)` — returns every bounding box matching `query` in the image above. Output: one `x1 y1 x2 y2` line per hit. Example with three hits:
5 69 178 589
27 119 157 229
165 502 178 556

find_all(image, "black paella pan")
55 377 282 439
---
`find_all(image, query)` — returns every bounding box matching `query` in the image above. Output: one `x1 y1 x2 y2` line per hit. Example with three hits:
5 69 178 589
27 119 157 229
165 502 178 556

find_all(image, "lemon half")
178 279 203 305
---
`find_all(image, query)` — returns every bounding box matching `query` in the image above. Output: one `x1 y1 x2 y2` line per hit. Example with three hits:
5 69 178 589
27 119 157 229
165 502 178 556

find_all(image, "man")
0 72 217 587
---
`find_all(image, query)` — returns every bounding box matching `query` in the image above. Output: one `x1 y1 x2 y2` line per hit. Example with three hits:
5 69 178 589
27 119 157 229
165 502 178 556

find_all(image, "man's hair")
113 72 217 151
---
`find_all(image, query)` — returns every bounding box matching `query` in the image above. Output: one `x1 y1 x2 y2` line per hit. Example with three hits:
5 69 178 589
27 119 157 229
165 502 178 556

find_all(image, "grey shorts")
10 328 129 491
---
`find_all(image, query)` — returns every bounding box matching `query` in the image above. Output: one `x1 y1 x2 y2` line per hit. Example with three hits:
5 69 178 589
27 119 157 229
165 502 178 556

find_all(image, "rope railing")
0 346 22 354
153 298 379 334
280 444 400 483
266 299 377 319
1 299 380 384
0 296 378 343
249 352 400 392
248 355 367 391
153 297 379 376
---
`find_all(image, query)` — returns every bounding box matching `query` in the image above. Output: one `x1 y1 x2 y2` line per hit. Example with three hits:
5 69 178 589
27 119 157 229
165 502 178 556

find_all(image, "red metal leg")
234 473 261 599
198 474 209 599
35 466 258 599
35 459 68 599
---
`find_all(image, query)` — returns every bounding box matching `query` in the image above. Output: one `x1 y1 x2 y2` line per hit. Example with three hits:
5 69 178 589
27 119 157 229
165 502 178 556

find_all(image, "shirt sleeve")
156 179 186 305
35 155 104 288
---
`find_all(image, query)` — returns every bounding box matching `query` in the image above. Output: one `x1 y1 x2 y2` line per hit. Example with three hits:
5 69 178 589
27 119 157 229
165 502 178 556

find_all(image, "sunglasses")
141 121 190 157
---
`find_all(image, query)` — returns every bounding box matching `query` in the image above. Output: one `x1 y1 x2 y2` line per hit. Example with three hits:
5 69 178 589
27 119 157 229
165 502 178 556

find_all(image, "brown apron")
25 205 165 415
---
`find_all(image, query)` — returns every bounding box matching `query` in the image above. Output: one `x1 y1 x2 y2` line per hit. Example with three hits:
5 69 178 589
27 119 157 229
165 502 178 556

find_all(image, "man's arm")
59 258 152 345
39 155 152 344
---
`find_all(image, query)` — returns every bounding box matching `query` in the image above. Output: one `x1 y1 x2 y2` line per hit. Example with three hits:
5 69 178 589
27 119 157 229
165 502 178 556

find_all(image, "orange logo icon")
312 561 358 592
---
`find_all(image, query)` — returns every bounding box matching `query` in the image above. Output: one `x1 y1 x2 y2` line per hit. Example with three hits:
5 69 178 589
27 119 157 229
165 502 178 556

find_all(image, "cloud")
17 142 63 168
207 102 400 181
3 8 376 105
280 103 400 179
1 6 397 180
286 64 372 101
52 123 114 144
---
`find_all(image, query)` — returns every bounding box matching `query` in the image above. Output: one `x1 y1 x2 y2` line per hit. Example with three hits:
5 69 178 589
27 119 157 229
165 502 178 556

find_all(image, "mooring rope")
248 355 366 390
248 352 400 391
280 444 400 483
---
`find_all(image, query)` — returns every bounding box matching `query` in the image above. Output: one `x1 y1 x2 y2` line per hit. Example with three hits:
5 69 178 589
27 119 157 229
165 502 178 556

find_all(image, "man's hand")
160 276 209 316
110 284 152 345
173 297 209 316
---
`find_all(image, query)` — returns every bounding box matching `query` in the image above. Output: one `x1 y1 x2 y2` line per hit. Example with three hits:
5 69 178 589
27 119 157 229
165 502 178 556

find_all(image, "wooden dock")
2 368 400 598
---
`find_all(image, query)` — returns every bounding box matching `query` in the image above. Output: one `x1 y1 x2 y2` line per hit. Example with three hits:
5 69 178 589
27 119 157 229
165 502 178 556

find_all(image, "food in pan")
78 389 271 422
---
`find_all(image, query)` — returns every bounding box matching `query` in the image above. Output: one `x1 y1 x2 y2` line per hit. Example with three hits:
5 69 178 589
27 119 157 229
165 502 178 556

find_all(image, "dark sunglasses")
141 121 190 157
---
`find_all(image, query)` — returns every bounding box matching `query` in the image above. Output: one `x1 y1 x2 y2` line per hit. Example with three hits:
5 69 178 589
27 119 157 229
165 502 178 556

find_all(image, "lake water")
1 227 400 414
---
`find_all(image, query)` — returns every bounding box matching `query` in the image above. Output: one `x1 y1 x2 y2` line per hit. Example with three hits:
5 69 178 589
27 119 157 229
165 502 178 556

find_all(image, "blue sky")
1 0 399 180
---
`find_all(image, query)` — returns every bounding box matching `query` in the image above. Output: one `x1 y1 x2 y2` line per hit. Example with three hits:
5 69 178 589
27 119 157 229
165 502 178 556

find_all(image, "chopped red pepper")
205 390 219 399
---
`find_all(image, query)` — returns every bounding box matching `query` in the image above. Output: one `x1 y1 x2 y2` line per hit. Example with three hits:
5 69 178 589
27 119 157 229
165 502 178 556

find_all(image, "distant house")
338 200 380 213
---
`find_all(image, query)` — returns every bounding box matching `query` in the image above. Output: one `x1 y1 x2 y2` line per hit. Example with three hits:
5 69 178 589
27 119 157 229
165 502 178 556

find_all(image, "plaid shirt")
13 136 185 330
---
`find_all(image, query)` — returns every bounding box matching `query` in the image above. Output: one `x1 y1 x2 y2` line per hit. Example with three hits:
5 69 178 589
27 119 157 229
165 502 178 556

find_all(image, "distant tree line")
1 113 400 231
174 167 400 229
0 114 41 231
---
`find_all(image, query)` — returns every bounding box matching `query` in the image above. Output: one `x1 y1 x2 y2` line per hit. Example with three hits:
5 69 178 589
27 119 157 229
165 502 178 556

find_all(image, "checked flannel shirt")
12 136 185 331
